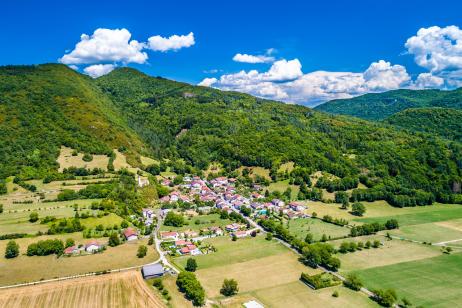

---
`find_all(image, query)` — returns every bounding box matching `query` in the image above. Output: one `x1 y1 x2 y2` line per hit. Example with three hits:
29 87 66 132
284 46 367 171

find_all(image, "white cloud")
198 77 218 87
147 32 195 52
83 64 116 78
363 60 410 91
413 73 444 89
233 53 275 63
199 59 411 106
59 28 147 65
406 26 462 73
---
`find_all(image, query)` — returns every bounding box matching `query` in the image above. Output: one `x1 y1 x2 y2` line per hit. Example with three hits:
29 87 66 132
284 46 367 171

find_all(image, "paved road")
153 210 180 274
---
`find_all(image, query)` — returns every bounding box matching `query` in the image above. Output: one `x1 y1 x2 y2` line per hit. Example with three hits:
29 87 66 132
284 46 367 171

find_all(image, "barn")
141 263 164 279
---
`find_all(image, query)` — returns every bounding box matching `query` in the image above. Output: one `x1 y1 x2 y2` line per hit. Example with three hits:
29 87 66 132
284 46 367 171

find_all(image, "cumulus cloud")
406 25 462 73
233 53 275 63
83 64 116 78
200 59 410 105
59 28 147 65
198 77 218 87
363 60 410 91
413 73 445 89
147 32 195 52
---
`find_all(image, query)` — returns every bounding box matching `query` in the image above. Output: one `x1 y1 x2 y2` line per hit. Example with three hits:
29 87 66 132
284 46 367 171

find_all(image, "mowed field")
287 218 350 241
0 270 165 308
0 235 158 286
159 213 233 233
353 253 462 307
173 235 374 307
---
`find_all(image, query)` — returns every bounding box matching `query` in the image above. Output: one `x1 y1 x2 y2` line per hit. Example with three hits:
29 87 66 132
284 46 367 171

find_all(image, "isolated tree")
65 238 75 248
29 211 39 223
137 245 148 258
108 233 120 247
266 232 273 241
232 234 237 241
148 235 154 245
321 234 328 242
185 257 198 272
351 202 366 216
5 240 19 259
220 279 239 296
305 233 314 244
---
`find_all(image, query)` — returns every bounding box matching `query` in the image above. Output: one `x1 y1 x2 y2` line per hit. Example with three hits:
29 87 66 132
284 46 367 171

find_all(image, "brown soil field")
0 270 165 308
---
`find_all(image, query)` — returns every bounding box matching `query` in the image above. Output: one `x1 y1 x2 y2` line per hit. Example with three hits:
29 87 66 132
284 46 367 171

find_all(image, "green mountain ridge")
0 64 461 204
384 107 462 142
314 88 462 121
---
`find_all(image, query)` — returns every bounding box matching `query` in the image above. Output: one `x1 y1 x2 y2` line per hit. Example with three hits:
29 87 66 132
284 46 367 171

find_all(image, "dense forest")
0 64 461 205
315 88 462 120
384 108 462 142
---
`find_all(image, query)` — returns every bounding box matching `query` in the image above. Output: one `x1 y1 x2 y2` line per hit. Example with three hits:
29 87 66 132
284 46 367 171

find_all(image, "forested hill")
314 88 462 120
0 64 146 179
0 64 461 205
384 108 462 142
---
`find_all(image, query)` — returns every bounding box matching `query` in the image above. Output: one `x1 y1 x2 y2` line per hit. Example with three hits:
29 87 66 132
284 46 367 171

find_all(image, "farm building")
141 263 164 279
63 246 79 255
85 241 101 253
123 228 138 241
160 231 179 241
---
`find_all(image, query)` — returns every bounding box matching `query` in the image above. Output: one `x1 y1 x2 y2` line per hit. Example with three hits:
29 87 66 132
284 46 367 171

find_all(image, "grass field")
0 235 158 286
57 146 109 172
268 180 300 199
354 203 462 226
173 235 374 307
330 235 442 272
80 213 124 229
354 253 462 307
287 218 350 241
389 222 462 244
0 270 165 308
302 201 354 220
159 213 233 233
278 162 295 173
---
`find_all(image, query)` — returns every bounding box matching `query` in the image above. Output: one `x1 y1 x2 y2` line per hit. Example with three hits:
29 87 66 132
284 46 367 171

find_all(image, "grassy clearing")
389 222 462 244
57 146 109 172
140 155 158 166
356 205 462 226
302 201 354 220
175 236 288 270
354 253 462 307
80 213 124 229
0 270 165 308
3 199 99 212
331 235 442 272
0 235 158 286
113 149 139 173
278 161 295 173
160 213 233 233
287 218 350 241
268 179 299 199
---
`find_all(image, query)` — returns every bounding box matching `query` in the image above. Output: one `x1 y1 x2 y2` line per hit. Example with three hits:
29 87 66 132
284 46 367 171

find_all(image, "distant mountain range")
0 64 460 203
314 88 462 142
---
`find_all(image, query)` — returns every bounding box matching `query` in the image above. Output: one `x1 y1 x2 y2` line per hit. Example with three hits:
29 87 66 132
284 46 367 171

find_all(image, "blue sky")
1 0 461 105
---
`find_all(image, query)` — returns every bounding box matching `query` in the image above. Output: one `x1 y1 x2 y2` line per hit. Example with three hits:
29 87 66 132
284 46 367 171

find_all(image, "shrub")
220 278 239 296
29 212 39 223
5 240 19 259
137 245 147 258
343 273 362 291
185 257 197 272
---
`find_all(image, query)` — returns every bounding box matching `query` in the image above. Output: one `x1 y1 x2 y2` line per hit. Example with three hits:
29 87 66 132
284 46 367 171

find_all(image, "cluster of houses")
158 175 309 221
63 227 139 256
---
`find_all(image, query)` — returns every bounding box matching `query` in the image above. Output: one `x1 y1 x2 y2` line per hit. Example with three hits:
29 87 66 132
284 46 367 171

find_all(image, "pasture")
287 218 350 241
173 235 373 307
159 213 233 233
389 222 462 244
0 270 165 308
354 253 462 307
331 235 441 272
57 146 109 172
268 179 300 199
0 235 158 286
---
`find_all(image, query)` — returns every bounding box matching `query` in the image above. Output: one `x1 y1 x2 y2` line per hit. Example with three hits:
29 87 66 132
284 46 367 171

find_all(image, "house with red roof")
160 231 179 241
85 241 101 253
64 245 79 255
123 227 138 241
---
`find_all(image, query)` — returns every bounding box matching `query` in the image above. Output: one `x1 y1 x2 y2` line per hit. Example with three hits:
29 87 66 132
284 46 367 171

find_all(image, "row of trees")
350 219 399 237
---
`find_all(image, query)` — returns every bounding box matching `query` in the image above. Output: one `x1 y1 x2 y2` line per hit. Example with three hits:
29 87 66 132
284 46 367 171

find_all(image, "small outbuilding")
141 263 164 279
